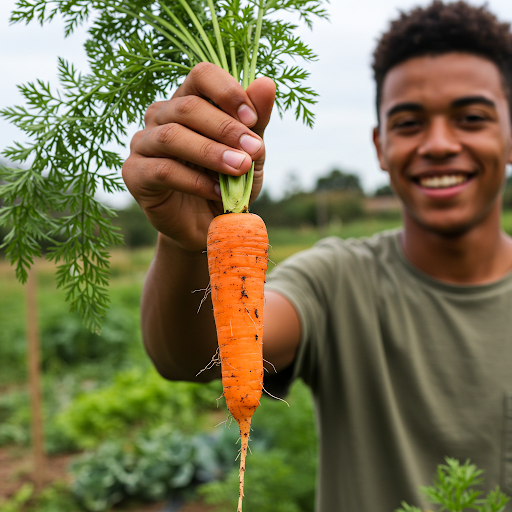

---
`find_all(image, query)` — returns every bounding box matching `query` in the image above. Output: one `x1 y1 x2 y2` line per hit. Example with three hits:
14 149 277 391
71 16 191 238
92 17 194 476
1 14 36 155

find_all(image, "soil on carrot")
0 446 215 512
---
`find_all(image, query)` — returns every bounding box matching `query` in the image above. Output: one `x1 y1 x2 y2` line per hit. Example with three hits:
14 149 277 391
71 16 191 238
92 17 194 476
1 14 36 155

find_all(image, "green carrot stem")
157 0 211 63
228 10 239 80
207 0 230 72
219 163 254 214
115 3 200 63
242 25 254 89
177 0 223 68
249 0 265 83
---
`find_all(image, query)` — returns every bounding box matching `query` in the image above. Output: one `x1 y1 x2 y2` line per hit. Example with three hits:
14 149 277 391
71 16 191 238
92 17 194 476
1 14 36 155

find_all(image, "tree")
315 169 362 193
374 184 394 197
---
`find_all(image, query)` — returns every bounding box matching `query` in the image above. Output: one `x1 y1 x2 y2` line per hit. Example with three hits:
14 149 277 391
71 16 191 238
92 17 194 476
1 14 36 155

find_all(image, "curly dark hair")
372 1 512 122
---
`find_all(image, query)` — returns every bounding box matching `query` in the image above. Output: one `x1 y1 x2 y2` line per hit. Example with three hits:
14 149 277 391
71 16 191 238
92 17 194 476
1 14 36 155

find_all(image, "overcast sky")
2 0 512 207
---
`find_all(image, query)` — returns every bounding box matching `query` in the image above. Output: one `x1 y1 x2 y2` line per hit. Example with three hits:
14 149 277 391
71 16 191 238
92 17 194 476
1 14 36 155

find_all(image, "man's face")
373 53 512 236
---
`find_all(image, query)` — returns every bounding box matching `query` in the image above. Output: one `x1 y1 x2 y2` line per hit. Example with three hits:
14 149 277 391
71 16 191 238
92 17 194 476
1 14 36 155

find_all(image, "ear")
373 126 387 171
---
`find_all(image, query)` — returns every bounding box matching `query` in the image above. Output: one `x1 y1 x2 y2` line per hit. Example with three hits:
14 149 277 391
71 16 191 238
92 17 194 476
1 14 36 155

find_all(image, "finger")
122 154 221 205
246 77 276 138
144 100 168 129
173 62 259 127
145 96 264 160
134 123 257 176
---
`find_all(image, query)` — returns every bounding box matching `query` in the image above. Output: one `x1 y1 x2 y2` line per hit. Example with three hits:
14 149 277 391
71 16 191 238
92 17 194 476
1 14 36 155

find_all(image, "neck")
402 205 512 285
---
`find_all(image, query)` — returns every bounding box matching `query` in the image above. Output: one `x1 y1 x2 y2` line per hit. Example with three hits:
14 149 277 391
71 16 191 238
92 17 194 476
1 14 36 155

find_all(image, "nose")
417 117 461 160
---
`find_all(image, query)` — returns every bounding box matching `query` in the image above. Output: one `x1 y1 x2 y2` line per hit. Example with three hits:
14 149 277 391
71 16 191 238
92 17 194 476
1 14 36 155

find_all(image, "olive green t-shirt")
264 230 512 512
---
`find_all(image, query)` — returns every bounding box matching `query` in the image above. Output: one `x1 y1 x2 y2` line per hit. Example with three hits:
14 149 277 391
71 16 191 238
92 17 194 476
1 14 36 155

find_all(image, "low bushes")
55 367 223 449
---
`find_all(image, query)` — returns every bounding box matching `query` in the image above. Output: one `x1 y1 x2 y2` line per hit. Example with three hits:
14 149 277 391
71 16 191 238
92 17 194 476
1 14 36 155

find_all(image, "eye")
390 117 423 133
462 114 486 123
457 110 491 128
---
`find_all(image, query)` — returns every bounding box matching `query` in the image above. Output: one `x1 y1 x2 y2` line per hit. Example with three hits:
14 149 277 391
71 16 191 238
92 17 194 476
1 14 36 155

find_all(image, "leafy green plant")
1 0 327 332
0 482 79 512
70 425 239 511
395 458 510 512
55 367 223 449
0 483 34 512
40 305 138 369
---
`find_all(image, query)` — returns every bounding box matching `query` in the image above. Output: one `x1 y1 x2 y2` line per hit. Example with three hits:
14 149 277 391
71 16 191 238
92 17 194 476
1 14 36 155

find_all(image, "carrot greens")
1 0 328 331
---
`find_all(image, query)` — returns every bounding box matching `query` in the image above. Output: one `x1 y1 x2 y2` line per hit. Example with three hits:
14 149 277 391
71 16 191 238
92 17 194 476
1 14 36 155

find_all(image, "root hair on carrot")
267 256 279 268
262 386 290 406
263 358 277 374
192 282 211 313
215 416 229 428
195 347 220 377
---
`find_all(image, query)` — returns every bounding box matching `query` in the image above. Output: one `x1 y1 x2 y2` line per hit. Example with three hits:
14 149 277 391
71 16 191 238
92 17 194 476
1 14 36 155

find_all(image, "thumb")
246 77 276 138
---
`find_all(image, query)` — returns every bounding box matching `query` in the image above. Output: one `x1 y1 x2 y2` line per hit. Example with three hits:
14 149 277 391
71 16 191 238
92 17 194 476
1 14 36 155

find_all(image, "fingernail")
214 183 221 197
223 150 247 170
240 134 262 155
238 104 258 126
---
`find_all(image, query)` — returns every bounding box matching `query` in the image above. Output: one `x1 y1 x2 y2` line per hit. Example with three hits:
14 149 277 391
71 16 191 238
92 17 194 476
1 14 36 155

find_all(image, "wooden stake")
26 262 46 490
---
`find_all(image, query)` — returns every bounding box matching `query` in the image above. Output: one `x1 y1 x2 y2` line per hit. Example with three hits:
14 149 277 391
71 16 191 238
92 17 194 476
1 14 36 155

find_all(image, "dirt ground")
0 446 215 512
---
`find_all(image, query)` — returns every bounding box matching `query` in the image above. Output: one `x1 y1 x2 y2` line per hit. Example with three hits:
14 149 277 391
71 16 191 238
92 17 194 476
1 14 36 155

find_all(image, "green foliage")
200 380 318 512
0 303 140 380
395 458 510 512
251 189 364 228
0 482 80 512
55 367 223 449
40 305 138 369
502 175 512 209
0 483 35 512
374 183 394 197
0 389 31 447
315 168 362 193
70 426 238 512
1 0 327 331
113 202 158 248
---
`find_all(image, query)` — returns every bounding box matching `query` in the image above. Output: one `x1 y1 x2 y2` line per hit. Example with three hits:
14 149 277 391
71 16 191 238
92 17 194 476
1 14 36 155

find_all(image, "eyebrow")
385 95 497 118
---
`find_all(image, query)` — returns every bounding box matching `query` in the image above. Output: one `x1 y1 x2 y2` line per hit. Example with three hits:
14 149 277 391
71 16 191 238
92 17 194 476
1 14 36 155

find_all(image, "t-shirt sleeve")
263 238 341 396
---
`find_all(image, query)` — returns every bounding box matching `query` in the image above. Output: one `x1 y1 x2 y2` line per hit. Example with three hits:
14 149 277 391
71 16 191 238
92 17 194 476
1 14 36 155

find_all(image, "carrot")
207 211 268 512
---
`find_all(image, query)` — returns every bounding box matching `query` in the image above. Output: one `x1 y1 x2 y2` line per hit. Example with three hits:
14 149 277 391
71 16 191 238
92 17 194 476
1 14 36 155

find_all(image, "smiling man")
122 1 512 511
374 52 512 283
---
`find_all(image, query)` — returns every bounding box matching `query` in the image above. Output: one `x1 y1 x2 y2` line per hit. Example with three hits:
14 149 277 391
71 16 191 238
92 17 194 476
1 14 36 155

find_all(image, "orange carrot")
207 212 268 512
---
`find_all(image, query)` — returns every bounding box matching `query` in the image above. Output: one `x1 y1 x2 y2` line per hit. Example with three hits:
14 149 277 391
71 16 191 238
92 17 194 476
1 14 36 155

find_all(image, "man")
122 1 512 510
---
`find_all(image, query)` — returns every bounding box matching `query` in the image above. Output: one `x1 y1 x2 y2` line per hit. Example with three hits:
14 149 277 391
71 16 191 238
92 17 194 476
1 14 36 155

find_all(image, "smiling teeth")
419 175 468 189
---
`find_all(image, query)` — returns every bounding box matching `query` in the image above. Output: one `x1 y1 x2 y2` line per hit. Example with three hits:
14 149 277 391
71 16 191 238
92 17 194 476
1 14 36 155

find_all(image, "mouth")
412 173 475 190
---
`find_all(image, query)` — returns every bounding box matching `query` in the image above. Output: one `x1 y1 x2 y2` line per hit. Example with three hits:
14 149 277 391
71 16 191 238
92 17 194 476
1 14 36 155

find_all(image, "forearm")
141 233 220 381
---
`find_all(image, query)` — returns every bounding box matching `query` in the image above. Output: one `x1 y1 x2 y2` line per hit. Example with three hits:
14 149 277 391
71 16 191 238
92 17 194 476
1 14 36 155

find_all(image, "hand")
122 62 276 252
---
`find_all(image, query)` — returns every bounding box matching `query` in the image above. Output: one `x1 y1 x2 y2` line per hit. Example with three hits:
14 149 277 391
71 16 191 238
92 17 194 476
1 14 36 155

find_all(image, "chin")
409 211 486 238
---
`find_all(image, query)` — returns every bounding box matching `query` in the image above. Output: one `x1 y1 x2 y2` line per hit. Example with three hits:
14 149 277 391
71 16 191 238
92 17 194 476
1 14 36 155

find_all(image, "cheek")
382 139 416 181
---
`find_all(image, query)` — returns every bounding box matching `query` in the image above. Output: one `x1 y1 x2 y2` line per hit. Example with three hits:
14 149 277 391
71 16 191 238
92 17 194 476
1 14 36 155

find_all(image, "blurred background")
2 0 512 511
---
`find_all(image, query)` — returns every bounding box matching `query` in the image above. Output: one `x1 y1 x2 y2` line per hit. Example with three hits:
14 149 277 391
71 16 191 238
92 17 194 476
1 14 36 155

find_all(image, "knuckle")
174 95 200 119
217 117 238 140
155 123 179 147
153 160 173 185
121 157 136 190
190 62 215 80
197 140 217 162
190 171 205 193
129 130 145 153
218 81 245 106
144 102 162 126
